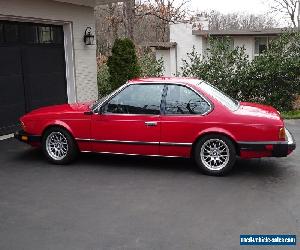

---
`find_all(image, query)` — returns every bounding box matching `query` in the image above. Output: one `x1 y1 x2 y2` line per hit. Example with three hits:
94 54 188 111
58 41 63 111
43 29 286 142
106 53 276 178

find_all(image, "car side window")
165 85 211 115
102 84 164 115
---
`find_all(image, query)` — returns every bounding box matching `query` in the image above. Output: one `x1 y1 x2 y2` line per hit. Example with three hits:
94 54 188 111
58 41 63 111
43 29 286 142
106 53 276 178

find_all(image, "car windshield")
198 81 239 111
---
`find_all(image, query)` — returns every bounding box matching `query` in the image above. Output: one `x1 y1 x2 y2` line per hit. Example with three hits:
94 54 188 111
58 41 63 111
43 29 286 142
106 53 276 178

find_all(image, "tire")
42 127 78 164
194 134 236 176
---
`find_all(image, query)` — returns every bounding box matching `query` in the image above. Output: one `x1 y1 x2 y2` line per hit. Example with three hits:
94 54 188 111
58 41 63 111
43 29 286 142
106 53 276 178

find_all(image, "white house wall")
159 23 277 77
233 37 255 61
169 23 203 76
0 0 97 102
156 50 171 77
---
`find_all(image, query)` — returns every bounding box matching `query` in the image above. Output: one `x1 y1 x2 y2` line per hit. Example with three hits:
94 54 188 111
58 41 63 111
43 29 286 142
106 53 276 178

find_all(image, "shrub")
138 53 165 77
182 38 249 98
97 63 111 97
181 33 300 111
107 38 140 90
244 32 300 111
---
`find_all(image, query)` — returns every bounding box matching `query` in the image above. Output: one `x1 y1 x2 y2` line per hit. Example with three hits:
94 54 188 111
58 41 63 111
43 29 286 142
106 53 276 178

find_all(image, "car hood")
24 101 94 118
235 102 282 121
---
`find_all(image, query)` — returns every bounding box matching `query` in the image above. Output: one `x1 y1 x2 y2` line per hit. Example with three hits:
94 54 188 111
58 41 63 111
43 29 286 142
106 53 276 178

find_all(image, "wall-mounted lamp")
83 27 94 45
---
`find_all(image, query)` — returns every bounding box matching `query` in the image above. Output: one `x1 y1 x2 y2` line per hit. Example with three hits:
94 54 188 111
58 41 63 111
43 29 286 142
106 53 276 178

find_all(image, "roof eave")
192 28 294 37
140 42 177 50
53 0 120 7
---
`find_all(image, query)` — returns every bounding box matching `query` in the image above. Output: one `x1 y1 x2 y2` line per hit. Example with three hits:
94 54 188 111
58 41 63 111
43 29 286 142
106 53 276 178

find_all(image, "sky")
189 0 270 14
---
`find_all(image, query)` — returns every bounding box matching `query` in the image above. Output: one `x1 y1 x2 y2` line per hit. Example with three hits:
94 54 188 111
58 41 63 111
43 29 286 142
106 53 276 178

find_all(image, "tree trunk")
124 0 135 40
108 3 118 40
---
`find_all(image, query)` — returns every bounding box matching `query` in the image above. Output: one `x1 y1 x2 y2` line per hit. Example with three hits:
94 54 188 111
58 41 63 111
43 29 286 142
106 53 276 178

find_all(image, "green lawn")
281 110 300 119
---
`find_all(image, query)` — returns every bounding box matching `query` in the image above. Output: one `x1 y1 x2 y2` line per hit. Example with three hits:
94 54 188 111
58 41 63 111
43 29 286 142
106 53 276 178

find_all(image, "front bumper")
238 128 296 158
14 130 41 144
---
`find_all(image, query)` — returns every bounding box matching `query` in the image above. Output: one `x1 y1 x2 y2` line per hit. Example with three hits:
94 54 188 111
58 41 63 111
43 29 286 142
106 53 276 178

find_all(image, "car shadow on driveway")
31 149 290 177
6 139 290 179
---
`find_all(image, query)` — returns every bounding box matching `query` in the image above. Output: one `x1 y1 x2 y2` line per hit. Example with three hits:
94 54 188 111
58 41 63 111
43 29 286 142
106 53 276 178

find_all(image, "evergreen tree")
107 38 140 90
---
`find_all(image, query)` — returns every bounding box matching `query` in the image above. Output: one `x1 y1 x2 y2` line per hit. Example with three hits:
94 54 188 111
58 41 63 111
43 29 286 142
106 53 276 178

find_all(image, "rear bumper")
14 130 41 144
238 128 296 158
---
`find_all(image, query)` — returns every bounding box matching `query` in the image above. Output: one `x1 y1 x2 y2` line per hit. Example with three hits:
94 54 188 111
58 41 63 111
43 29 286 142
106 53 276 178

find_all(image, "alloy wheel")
200 139 230 171
46 132 69 161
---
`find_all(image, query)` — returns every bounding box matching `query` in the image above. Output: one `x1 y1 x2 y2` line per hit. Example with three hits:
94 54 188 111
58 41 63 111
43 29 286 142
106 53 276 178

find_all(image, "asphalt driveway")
0 120 299 250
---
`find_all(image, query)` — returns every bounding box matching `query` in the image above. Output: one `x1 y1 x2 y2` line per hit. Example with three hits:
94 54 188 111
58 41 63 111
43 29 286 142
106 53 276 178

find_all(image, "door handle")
145 121 157 127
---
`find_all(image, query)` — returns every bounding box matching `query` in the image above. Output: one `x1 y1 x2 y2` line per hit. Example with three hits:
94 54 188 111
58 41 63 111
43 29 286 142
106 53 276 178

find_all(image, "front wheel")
194 134 236 176
42 127 77 164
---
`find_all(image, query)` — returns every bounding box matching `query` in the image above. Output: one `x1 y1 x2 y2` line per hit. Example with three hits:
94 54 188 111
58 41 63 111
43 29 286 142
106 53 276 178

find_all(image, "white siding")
233 37 255 61
156 50 171 76
169 47 177 76
170 23 204 76
0 0 97 102
155 23 274 77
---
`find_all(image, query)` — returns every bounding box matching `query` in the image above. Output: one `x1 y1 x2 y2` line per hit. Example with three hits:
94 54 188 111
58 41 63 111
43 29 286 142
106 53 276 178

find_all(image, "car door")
91 84 164 155
159 84 212 157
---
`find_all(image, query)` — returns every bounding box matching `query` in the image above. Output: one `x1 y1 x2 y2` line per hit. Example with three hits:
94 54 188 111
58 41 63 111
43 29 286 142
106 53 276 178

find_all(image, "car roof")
128 77 201 86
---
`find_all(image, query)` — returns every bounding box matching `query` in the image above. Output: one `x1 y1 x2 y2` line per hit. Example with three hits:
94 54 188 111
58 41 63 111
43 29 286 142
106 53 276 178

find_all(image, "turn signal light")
21 136 28 141
279 128 286 140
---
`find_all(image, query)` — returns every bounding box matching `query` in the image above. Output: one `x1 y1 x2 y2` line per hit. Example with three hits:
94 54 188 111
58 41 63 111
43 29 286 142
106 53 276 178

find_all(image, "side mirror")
84 111 93 115
98 106 105 115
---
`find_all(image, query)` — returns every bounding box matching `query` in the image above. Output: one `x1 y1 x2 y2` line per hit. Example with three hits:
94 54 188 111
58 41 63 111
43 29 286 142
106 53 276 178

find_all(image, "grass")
281 110 300 119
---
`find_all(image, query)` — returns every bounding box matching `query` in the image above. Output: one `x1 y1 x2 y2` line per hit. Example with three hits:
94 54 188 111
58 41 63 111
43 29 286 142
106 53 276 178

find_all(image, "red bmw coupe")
15 77 296 175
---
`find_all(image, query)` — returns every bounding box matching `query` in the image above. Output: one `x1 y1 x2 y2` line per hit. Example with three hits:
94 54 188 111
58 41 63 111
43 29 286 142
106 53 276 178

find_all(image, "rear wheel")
194 134 236 176
42 127 77 164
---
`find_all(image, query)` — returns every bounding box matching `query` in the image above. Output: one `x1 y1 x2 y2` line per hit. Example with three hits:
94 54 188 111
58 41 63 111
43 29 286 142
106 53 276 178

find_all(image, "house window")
39 26 53 43
254 37 275 57
38 26 63 44
0 21 63 45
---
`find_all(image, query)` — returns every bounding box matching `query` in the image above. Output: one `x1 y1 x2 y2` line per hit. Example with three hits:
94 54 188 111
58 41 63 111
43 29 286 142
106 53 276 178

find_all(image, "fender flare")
41 120 74 138
191 127 239 156
196 127 237 142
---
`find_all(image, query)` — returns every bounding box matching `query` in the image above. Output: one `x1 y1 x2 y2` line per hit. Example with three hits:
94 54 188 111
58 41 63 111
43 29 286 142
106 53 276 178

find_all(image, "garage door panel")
30 97 66 111
0 102 25 128
0 75 25 105
0 21 67 134
22 46 66 74
0 75 25 128
26 73 67 97
25 72 67 111
0 47 22 76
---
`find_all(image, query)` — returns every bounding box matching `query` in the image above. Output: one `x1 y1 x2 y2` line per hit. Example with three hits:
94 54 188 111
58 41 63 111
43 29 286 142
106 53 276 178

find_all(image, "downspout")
175 45 178 76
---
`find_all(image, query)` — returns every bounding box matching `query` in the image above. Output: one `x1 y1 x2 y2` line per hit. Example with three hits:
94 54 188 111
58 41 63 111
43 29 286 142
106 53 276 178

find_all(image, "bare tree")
95 0 189 55
135 0 190 23
123 0 135 39
268 0 299 28
108 3 124 40
197 11 278 30
95 3 125 54
135 0 190 41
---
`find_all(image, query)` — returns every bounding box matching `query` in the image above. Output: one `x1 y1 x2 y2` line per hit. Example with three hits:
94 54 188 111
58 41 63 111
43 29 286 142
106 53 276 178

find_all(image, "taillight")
279 127 286 140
